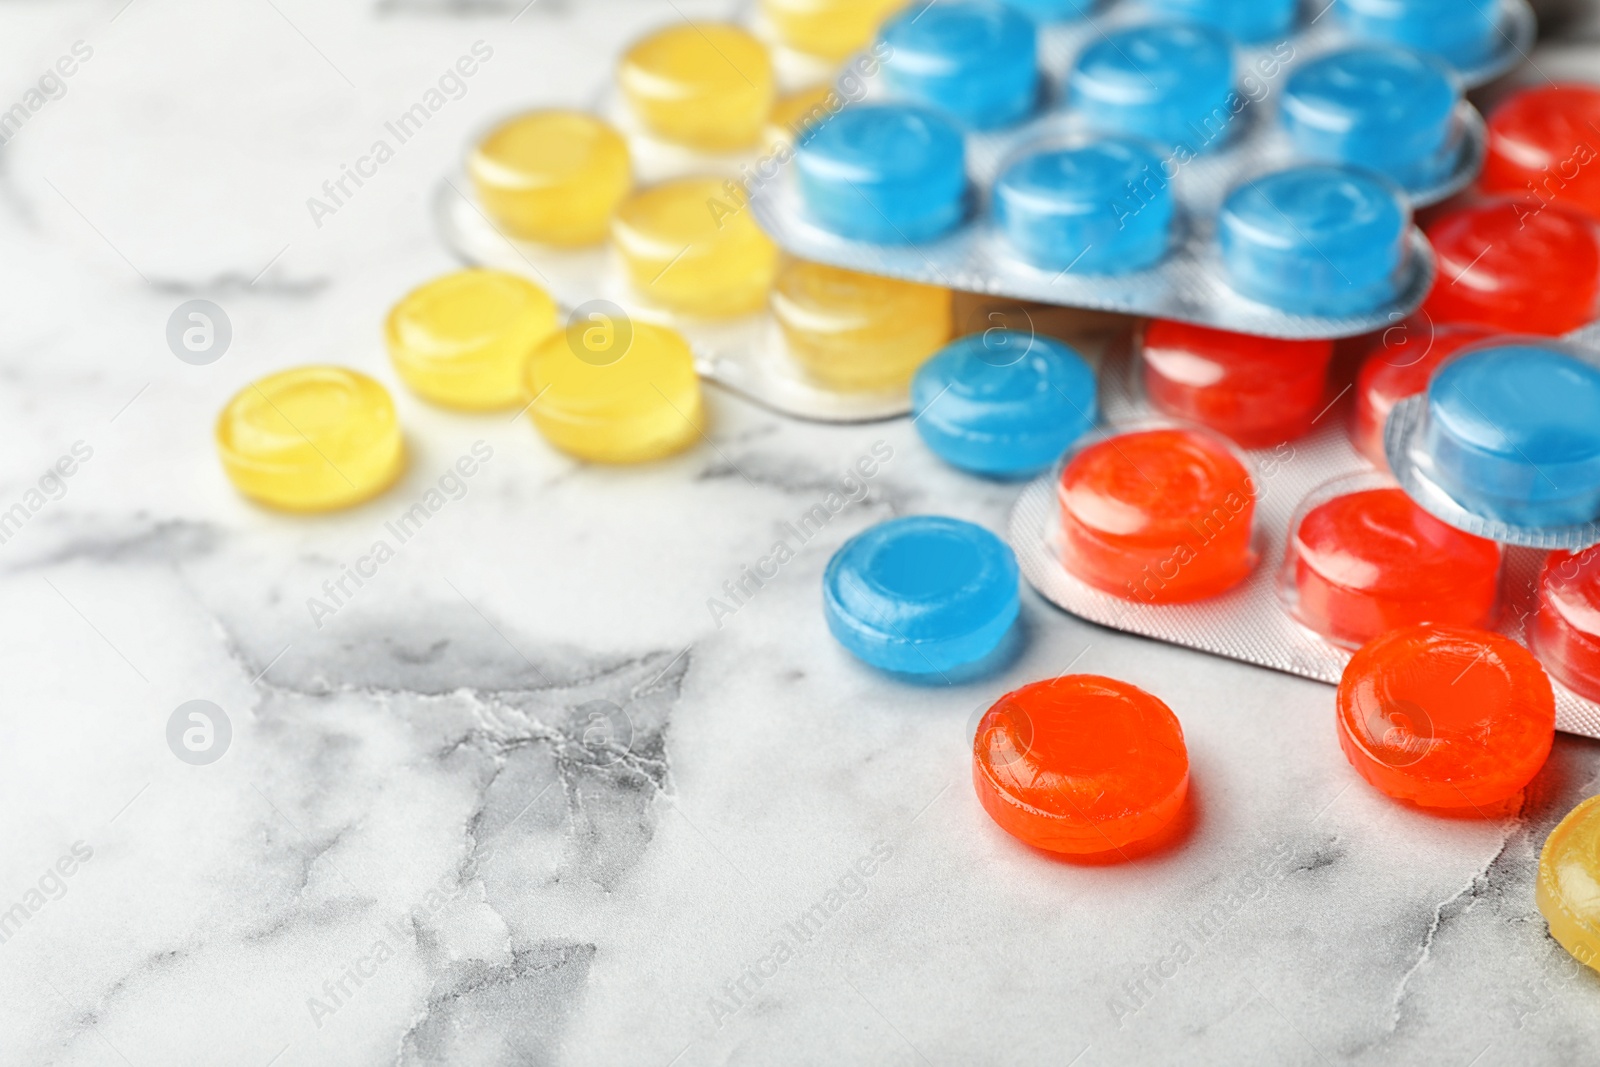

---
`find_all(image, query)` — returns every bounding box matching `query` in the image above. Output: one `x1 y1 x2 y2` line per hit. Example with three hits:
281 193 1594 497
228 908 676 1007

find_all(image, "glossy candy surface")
1483 84 1600 222
771 260 952 391
879 1 1039 130
1349 320 1497 468
994 138 1172 274
1069 23 1236 152
972 676 1189 855
912 332 1098 477
217 367 405 512
468 111 632 246
619 24 775 150
1288 488 1501 649
1530 549 1600 704
1336 625 1555 810
1419 344 1600 527
1333 0 1500 69
824 516 1019 674
612 178 778 317
525 321 703 464
386 270 557 410
795 103 968 243
1281 46 1460 189
760 0 905 58
1058 428 1257 603
1421 198 1600 335
1538 794 1600 973
1002 0 1093 20
1142 320 1333 448
1143 0 1296 43
1219 166 1409 316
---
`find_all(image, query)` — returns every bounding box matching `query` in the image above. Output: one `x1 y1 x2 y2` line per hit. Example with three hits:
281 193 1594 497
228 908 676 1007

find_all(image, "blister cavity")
1005 328 1600 739
1386 340 1600 550
748 2 1490 339
434 177 914 423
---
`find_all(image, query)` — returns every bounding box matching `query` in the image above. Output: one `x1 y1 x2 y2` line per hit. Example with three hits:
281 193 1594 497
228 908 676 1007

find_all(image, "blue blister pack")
748 0 1517 339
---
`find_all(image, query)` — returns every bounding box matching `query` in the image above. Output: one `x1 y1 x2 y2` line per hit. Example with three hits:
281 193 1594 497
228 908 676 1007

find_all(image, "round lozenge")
1333 0 1501 70
879 1 1039 130
795 102 968 243
525 320 704 464
1529 548 1600 704
1281 46 1461 189
1219 165 1410 316
216 367 405 512
612 178 779 317
1069 23 1237 153
1336 625 1555 810
973 675 1189 855
994 138 1173 274
1058 428 1258 603
824 516 1019 675
468 111 632 246
1286 487 1501 649
771 260 952 391
385 270 557 410
1141 320 1333 448
1418 344 1600 527
1538 794 1600 974
912 331 1098 478
619 23 775 151
1483 84 1600 222
1349 319 1498 468
1421 197 1600 336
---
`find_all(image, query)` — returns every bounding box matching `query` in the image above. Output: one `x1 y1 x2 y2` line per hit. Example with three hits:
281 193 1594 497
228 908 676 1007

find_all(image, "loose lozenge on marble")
386 269 557 410
216 367 406 512
972 675 1189 855
1336 625 1555 811
525 320 704 464
824 516 1019 675
1538 794 1600 974
911 331 1098 478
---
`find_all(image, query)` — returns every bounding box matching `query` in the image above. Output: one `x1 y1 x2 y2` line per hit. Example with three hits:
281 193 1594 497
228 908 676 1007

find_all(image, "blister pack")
434 18 968 423
995 316 1600 738
746 0 1537 339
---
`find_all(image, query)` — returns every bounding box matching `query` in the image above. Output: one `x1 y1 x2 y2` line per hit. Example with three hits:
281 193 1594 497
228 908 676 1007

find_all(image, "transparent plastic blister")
436 177 913 423
1384 339 1600 550
435 38 951 425
743 0 1513 339
1006 328 1600 739
1309 0 1536 89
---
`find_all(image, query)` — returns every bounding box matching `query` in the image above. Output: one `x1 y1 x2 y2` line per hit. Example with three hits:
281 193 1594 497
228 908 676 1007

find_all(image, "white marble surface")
4 1 1600 1065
